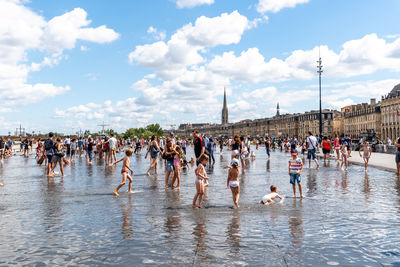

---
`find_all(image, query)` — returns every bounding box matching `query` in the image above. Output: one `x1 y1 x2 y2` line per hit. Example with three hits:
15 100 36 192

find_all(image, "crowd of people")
1 129 400 208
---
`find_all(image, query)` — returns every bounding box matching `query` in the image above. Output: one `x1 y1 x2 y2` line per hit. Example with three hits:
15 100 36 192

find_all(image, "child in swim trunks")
359 141 372 172
227 158 240 208
289 149 304 198
193 154 209 208
259 185 284 205
340 144 348 170
112 148 134 196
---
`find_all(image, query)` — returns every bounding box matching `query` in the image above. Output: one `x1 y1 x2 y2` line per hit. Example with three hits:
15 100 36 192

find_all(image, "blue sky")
1 0 400 135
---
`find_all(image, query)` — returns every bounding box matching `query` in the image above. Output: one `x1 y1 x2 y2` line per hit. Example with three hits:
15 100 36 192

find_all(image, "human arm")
112 158 124 165
359 147 363 157
299 160 304 174
395 138 400 148
227 169 231 188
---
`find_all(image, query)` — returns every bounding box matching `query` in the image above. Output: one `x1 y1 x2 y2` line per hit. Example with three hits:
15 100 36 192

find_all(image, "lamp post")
317 51 323 139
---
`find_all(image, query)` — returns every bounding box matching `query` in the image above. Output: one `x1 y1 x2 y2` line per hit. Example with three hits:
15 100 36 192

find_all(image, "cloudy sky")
1 0 400 135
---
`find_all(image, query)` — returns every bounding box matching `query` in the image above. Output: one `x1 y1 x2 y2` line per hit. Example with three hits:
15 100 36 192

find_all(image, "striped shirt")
289 158 303 174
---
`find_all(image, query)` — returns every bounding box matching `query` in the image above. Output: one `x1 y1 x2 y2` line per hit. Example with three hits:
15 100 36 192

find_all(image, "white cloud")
147 26 166 40
208 34 400 83
129 11 248 79
257 0 309 13
175 0 214 8
43 8 119 53
0 0 119 107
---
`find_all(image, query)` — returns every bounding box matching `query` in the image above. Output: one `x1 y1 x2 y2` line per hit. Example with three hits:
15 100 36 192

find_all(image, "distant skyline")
1 0 400 135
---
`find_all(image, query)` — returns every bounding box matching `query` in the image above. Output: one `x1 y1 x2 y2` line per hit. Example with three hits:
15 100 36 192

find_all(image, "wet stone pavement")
0 147 400 266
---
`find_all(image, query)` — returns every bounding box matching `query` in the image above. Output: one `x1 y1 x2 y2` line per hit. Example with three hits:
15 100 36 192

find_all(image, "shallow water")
0 147 400 266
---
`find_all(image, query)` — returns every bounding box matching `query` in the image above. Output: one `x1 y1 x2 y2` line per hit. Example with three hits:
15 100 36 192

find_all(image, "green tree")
146 124 164 137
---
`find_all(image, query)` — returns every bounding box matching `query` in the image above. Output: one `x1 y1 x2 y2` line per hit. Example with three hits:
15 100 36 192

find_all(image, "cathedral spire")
221 87 228 124
276 102 280 116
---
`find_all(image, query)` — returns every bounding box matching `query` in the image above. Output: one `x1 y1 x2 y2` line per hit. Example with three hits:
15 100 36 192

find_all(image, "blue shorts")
87 151 93 160
290 173 301 185
265 147 270 156
396 151 400 163
307 149 316 160
166 161 174 172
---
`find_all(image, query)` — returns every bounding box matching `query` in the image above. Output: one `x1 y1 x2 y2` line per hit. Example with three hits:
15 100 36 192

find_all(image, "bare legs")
292 183 304 198
230 186 240 208
146 158 158 176
113 173 133 196
192 182 204 208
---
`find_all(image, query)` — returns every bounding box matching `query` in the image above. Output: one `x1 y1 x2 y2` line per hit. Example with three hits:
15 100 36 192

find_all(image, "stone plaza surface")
0 147 400 266
317 150 397 172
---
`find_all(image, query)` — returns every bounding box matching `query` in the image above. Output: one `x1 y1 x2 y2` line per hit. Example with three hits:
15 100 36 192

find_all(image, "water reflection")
306 170 317 195
289 201 304 247
42 177 64 233
192 213 209 260
120 195 134 239
226 211 241 257
341 171 348 191
363 173 371 199
164 191 182 241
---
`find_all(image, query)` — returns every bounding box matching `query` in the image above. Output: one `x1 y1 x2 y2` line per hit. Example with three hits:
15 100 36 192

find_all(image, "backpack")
44 139 53 151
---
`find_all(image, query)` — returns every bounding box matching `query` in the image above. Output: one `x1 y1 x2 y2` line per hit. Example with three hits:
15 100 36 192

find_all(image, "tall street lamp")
317 51 323 139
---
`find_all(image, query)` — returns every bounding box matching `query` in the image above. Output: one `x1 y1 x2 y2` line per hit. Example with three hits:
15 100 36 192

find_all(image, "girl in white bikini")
359 141 372 172
227 158 240 209
192 154 209 208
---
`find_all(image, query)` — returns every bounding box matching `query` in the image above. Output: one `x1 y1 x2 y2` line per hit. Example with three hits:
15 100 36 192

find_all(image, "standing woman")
145 135 161 176
334 134 340 162
103 136 110 165
164 139 176 189
51 138 65 177
231 136 241 160
265 136 271 160
207 137 215 164
322 136 331 164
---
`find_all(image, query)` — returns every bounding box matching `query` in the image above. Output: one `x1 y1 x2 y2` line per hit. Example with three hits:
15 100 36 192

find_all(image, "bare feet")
0 183 4 187
128 190 134 193
113 190 119 196
192 204 199 209
146 172 150 176
293 194 297 198
300 195 305 198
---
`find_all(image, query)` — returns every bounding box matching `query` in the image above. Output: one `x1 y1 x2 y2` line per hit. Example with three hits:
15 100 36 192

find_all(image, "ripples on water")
0 147 400 266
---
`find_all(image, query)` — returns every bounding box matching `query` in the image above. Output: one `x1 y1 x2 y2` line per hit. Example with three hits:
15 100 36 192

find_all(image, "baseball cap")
291 149 298 155
231 158 240 166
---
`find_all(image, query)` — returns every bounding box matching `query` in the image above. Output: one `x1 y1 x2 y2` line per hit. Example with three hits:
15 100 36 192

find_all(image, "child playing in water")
259 185 284 205
227 158 240 208
340 144 348 170
289 149 304 198
172 146 182 190
112 148 134 196
193 154 209 208
180 159 189 172
359 141 372 171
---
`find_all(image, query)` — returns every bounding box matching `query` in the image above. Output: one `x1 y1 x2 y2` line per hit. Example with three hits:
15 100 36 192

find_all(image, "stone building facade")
174 84 400 141
343 99 381 140
381 84 400 141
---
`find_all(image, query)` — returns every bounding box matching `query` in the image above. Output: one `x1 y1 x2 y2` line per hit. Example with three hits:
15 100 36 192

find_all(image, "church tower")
221 88 228 125
276 102 280 116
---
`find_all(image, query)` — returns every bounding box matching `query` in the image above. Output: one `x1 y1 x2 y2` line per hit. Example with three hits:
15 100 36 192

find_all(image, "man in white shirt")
306 131 319 169
108 133 117 164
